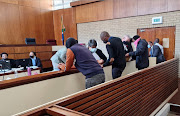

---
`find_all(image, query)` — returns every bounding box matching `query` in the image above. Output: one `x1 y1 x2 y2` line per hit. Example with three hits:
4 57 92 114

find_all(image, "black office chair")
25 38 36 45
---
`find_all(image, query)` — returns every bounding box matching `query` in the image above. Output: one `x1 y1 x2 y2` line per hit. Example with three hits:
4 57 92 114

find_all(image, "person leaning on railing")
58 38 105 89
125 35 149 70
88 39 107 64
50 46 67 71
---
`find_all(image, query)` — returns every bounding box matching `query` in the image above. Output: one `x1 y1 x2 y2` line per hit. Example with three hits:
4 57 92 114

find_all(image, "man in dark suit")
100 31 126 79
0 52 16 68
126 35 149 70
28 51 42 69
148 41 165 64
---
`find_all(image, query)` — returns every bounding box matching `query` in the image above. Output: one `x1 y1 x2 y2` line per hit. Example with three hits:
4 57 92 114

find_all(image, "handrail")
0 69 79 90
18 58 179 116
0 44 52 47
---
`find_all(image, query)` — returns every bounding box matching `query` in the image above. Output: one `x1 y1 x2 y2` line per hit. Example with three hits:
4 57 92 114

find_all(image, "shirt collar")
31 56 36 60
108 36 113 41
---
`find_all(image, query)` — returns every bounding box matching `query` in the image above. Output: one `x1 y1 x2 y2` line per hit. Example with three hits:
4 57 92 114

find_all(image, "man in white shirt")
154 38 164 54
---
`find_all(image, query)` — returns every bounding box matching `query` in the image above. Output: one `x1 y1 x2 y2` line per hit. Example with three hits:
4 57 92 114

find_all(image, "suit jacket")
123 41 133 53
103 37 126 69
28 57 42 69
129 39 149 70
151 45 165 64
50 47 67 64
155 43 164 54
96 49 107 62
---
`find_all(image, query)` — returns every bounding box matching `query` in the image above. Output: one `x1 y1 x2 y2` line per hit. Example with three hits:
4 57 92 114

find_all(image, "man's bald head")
100 31 110 43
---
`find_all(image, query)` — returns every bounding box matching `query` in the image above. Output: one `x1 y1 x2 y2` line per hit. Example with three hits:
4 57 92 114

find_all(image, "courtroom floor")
168 111 180 116
168 78 180 105
168 78 180 115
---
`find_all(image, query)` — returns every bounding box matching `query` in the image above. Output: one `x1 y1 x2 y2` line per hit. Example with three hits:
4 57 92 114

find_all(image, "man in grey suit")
51 46 67 71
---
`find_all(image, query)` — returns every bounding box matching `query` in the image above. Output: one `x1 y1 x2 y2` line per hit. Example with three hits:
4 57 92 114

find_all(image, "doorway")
137 26 175 60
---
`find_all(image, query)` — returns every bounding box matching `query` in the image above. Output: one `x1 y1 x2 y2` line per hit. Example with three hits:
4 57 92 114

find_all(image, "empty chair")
25 38 36 45
46 39 57 45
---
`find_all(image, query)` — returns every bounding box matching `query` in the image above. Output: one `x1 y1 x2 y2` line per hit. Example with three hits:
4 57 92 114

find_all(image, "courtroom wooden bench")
20 58 179 116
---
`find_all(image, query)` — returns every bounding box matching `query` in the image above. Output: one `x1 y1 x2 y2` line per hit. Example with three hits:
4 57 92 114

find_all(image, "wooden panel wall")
74 0 180 24
168 0 180 11
0 0 54 45
138 0 167 15
114 0 137 18
70 0 101 7
53 8 77 45
76 0 113 23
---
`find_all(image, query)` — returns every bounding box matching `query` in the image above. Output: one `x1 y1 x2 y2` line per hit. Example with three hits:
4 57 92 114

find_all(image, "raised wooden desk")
0 44 53 69
0 68 41 81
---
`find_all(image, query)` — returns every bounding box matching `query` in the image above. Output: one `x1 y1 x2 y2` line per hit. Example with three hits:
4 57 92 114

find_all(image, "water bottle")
27 67 31 76
15 70 18 78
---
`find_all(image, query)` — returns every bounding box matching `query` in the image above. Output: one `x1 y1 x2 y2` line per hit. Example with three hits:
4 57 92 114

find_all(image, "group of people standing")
51 31 165 89
148 38 165 64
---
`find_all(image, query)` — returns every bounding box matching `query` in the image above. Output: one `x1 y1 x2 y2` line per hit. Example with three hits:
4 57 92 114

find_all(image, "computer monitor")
15 59 30 68
0 60 11 70
25 38 36 45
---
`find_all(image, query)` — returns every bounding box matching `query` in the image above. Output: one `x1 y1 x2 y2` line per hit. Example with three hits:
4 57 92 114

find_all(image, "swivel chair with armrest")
46 39 57 45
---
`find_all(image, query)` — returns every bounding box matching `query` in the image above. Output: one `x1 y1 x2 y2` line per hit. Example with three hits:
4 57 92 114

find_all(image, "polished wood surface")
138 26 175 60
41 60 52 68
0 47 15 54
156 27 175 60
40 0 53 10
168 0 180 11
18 0 40 8
36 52 52 61
8 54 15 59
14 53 29 59
169 78 180 106
75 0 112 23
41 9 55 43
70 0 101 7
20 58 179 116
53 8 77 45
138 0 167 15
114 0 137 18
0 1 54 45
0 2 22 45
35 46 52 52
19 6 42 44
0 69 79 90
14 47 36 53
74 0 179 23
47 106 89 116
97 0 113 20
0 44 52 47
0 0 18 4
